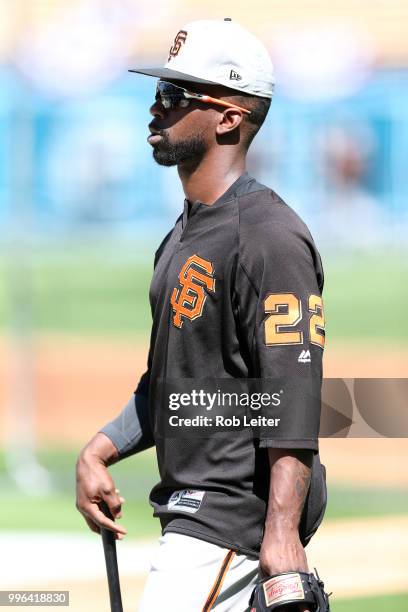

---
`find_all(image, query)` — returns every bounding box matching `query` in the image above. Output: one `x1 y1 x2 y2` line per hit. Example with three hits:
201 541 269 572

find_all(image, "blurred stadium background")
0 1 407 610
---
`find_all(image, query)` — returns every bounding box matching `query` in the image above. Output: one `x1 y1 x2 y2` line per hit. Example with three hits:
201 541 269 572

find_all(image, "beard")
152 131 207 167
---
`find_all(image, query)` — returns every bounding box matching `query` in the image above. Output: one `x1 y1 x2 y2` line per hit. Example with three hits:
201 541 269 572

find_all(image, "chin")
152 149 178 167
151 135 207 168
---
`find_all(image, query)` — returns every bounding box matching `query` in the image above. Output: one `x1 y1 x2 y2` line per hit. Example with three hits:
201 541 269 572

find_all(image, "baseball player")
76 19 329 612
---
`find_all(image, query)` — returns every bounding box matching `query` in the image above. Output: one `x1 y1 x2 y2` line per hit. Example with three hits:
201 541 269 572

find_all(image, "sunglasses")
155 80 251 115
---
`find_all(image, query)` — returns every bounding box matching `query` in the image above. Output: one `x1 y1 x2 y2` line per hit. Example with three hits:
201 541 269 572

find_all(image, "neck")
178 150 246 205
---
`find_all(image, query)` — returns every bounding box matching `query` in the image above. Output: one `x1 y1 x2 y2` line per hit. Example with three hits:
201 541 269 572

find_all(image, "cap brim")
128 67 220 87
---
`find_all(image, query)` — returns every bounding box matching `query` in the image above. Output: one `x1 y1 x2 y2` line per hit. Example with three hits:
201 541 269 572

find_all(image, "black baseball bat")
100 500 124 612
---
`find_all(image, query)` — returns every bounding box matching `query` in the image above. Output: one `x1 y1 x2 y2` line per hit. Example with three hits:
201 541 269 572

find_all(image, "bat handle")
100 501 124 612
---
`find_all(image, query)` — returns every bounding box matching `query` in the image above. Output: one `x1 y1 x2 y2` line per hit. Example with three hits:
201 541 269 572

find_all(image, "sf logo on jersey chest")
170 254 216 328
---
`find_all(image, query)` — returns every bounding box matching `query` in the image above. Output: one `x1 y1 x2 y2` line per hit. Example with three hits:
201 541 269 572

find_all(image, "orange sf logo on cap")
170 254 215 328
168 30 188 61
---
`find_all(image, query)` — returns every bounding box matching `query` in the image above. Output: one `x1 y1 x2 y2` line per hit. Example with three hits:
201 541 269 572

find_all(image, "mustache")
148 123 166 136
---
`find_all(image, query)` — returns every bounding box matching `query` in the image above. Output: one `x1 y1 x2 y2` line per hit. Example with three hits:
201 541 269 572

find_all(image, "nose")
149 98 165 118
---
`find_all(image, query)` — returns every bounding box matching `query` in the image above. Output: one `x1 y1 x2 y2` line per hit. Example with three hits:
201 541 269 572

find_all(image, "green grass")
325 486 408 520
0 249 154 338
0 494 159 538
332 592 408 611
323 251 408 343
0 448 407 533
0 249 407 342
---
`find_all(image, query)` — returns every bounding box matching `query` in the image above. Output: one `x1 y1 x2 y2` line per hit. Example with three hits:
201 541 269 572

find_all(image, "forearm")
264 448 312 535
260 448 313 576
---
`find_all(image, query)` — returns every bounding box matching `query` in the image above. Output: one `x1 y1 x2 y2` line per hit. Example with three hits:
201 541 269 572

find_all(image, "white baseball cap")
130 18 275 99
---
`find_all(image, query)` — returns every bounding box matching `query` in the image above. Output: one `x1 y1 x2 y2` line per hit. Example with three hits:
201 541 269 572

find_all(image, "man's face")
147 80 219 167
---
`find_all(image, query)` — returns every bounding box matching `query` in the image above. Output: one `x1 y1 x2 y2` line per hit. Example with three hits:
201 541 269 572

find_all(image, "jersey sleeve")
236 214 325 451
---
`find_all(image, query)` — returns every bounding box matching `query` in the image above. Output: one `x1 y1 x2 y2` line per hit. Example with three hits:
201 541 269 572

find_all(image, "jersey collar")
182 172 252 227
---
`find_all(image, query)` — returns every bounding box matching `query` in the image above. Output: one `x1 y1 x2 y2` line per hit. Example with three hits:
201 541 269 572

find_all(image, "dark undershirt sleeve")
99 392 154 459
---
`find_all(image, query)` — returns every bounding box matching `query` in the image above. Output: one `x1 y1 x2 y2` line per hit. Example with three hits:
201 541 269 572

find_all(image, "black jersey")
136 173 326 556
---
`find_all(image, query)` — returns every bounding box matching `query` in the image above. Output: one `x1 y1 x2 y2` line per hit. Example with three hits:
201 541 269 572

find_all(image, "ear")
215 108 244 136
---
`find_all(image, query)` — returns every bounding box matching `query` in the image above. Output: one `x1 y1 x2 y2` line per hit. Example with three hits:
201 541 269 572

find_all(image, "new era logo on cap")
229 70 242 81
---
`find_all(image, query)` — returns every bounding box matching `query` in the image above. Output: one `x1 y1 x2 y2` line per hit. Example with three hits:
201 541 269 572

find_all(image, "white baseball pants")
138 532 259 611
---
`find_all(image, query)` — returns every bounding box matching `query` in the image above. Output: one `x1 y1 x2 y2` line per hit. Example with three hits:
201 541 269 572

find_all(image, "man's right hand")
75 433 127 539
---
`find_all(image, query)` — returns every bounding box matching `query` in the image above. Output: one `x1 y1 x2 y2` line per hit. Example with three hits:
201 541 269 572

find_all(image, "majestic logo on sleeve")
168 30 188 61
170 254 215 328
